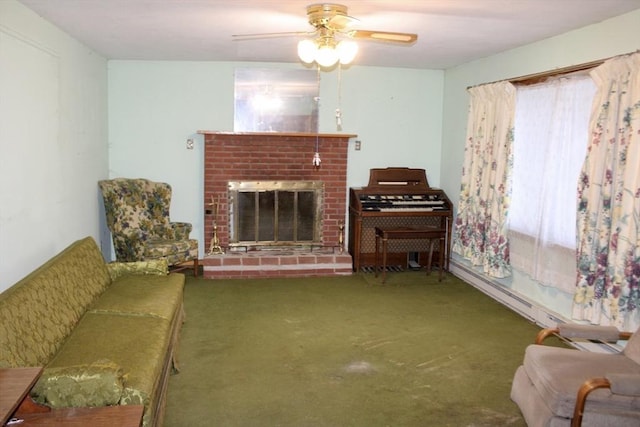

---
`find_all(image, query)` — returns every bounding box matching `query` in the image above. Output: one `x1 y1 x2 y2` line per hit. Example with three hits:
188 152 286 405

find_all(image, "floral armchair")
99 178 199 276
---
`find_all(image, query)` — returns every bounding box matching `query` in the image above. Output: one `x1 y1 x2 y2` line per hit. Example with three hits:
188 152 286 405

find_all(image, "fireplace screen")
228 181 323 247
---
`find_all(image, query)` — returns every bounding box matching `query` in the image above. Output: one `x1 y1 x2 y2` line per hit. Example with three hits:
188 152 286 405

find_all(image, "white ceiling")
17 0 640 69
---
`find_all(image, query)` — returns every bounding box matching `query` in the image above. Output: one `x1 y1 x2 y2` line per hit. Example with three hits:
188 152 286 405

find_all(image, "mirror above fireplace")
233 68 319 133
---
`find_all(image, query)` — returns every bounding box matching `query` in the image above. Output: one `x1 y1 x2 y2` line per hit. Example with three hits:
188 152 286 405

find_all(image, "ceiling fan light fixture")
297 39 317 63
315 43 340 67
337 40 358 65
298 38 357 68
237 4 417 68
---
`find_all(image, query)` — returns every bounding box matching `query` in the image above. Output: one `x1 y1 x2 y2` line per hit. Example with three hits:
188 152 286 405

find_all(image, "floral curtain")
572 52 640 330
452 81 515 278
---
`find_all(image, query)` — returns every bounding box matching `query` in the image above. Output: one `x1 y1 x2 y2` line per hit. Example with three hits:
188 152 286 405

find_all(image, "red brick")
221 257 242 266
260 256 280 265
203 133 350 252
241 257 261 266
279 257 299 265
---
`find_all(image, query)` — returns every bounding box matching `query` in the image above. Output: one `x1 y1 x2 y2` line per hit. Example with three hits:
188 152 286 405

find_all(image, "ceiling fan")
232 3 418 68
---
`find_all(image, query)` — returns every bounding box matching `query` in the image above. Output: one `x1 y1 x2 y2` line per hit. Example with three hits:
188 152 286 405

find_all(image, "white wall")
440 9 640 318
108 61 444 256
0 0 108 291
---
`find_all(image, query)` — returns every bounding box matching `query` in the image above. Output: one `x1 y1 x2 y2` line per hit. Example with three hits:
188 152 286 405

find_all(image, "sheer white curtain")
509 75 596 292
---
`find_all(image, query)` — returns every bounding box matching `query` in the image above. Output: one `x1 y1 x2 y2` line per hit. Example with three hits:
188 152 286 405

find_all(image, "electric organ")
348 167 453 271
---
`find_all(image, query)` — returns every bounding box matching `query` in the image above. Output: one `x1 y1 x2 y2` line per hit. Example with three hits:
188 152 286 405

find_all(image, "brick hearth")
199 131 356 279
203 249 353 279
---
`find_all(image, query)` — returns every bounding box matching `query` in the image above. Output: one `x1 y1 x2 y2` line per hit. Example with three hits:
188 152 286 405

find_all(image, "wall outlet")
355 140 361 151
186 138 194 150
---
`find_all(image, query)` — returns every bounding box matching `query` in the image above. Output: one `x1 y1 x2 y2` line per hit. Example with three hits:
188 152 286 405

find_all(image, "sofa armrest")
150 222 192 240
31 360 125 409
106 259 169 281
535 324 633 344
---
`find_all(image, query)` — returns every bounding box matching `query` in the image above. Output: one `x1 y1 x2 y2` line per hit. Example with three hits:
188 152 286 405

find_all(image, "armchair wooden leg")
572 377 611 427
193 258 199 277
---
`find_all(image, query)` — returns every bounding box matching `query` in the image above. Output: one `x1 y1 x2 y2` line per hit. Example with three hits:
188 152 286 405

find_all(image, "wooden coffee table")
17 405 144 426
0 367 43 425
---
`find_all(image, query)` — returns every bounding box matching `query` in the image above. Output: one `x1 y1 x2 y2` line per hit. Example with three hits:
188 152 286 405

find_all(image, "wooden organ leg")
374 230 380 278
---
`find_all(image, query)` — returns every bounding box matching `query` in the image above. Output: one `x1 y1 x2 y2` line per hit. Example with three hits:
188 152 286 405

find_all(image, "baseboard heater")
449 258 622 354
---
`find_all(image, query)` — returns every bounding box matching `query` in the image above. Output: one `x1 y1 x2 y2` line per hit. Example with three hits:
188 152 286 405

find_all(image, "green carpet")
165 271 542 426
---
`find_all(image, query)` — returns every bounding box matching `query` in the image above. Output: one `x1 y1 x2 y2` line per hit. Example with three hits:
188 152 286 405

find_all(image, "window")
509 74 596 290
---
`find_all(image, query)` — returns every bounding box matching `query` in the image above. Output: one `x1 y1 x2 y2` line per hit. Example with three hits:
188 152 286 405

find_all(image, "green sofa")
0 236 186 427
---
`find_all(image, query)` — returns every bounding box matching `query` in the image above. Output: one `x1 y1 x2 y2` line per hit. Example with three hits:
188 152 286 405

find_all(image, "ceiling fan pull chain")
336 63 343 131
313 65 321 169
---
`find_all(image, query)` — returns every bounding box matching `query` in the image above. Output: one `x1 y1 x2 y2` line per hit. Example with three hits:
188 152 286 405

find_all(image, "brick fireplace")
199 131 356 279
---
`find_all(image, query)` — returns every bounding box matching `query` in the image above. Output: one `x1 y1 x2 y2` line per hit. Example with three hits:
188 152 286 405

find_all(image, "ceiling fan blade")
328 13 359 30
347 30 418 44
232 31 315 40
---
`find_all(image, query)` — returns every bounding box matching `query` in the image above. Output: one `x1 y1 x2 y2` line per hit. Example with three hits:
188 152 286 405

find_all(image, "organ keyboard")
348 167 453 271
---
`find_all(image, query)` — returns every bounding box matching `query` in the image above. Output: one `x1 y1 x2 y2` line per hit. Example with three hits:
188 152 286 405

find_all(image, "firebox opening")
228 181 323 249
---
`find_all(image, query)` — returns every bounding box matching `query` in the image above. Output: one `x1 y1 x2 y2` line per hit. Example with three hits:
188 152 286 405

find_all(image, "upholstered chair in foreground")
511 324 640 426
99 178 199 276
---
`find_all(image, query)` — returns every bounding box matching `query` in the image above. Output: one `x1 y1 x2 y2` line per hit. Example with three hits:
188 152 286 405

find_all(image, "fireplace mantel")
198 131 357 139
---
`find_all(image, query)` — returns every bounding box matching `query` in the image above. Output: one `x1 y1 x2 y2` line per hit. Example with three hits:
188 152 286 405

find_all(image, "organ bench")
374 226 447 283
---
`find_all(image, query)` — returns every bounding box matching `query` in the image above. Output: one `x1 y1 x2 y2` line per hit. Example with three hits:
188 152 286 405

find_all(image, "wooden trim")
510 60 604 86
197 131 357 138
468 49 639 89
466 58 608 90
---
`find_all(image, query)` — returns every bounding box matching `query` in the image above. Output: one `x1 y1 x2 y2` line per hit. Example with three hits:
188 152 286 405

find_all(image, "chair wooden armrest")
572 377 610 427
572 374 640 427
535 325 633 345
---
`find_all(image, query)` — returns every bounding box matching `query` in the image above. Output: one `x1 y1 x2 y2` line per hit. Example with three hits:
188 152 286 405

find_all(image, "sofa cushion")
31 360 124 408
0 237 111 367
89 273 184 320
40 312 172 413
523 344 640 418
